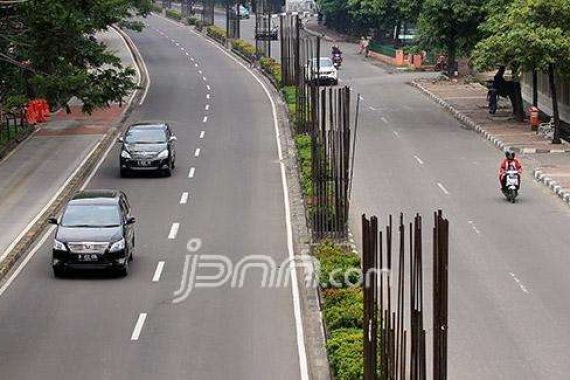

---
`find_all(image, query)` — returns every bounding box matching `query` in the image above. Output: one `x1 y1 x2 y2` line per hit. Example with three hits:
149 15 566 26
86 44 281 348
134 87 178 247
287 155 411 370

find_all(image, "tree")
472 0 570 143
0 0 151 114
416 0 484 76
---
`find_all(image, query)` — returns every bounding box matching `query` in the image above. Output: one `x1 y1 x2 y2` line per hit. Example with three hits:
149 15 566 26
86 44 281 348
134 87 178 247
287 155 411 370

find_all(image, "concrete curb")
409 80 570 154
533 169 570 206
0 26 148 282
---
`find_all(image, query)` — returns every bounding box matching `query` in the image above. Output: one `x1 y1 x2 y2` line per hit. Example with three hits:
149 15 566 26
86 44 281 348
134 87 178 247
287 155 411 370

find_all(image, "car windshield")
320 58 333 68
125 128 167 144
61 204 121 228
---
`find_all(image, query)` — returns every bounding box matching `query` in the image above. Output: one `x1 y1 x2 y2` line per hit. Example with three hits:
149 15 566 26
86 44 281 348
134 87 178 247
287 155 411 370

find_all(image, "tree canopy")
0 0 151 113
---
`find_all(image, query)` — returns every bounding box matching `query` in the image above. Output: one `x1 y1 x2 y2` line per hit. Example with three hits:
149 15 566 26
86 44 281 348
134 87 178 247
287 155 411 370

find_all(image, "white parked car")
306 57 338 85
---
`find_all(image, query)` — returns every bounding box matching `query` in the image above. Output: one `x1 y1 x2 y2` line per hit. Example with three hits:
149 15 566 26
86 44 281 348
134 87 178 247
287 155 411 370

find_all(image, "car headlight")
121 150 132 159
109 238 126 253
156 150 169 160
53 240 67 251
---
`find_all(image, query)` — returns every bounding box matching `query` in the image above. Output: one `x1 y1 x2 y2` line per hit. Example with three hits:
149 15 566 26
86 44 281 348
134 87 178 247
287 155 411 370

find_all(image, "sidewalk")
0 27 141 275
411 78 570 206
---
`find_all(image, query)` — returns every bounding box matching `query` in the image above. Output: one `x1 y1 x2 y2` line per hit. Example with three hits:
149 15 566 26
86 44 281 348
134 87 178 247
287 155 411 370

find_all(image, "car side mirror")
126 216 136 225
48 217 58 225
117 137 124 143
169 136 177 142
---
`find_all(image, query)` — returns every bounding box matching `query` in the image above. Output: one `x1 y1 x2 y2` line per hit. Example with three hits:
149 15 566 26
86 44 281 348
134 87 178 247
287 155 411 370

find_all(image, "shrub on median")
206 25 227 44
294 134 312 198
165 9 182 21
314 242 361 288
187 16 200 25
231 39 256 61
322 287 363 330
326 328 364 380
259 57 282 87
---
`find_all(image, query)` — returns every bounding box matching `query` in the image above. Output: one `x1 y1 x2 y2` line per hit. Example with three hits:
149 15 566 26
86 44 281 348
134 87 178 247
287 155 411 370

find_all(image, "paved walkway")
0 28 138 260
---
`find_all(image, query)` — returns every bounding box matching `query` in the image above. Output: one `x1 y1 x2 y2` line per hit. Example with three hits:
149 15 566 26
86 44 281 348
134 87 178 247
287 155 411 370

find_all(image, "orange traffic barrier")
529 106 540 131
26 102 37 125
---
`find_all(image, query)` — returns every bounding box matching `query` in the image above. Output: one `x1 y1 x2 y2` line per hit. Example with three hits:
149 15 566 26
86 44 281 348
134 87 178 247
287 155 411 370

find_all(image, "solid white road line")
194 148 201 157
0 226 55 298
202 116 208 123
509 272 529 293
180 192 189 204
130 313 148 341
413 155 424 165
152 261 165 282
437 182 450 195
205 104 209 111
188 167 195 178
153 16 309 379
199 131 205 139
168 223 180 239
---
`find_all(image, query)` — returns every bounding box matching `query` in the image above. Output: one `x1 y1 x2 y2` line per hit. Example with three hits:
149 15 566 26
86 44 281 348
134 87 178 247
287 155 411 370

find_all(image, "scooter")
332 53 342 69
502 169 520 203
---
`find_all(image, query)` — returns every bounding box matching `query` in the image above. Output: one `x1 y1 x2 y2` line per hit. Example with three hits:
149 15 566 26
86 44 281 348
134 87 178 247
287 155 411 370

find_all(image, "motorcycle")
502 169 520 203
332 53 342 69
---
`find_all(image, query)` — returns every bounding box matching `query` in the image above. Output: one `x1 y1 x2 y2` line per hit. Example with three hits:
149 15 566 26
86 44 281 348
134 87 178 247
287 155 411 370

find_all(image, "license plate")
78 254 99 262
139 160 150 166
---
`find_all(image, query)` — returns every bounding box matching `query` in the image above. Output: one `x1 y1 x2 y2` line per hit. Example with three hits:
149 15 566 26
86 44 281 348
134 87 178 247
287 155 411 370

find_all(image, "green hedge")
326 329 364 380
232 39 256 61
151 3 163 13
165 8 182 21
369 41 397 57
259 57 282 86
187 16 200 26
314 242 364 380
207 25 227 44
315 242 361 288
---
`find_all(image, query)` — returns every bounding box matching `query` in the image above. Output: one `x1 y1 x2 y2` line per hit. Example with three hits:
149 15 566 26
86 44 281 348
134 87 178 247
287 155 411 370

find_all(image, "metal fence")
0 109 30 151
362 211 449 379
254 0 273 57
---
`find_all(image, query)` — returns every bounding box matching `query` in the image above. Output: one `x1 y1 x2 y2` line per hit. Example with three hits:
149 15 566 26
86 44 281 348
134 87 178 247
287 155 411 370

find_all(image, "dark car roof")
69 190 122 205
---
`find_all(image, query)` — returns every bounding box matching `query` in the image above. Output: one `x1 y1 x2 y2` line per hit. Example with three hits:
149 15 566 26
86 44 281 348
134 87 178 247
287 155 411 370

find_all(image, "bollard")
529 106 540 131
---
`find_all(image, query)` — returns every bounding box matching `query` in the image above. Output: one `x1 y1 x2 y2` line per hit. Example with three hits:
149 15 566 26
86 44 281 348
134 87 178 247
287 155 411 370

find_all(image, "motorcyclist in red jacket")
499 150 522 192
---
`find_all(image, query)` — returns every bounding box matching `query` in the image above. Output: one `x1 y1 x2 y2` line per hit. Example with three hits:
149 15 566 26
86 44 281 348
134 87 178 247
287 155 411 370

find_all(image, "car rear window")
61 205 121 228
125 128 167 144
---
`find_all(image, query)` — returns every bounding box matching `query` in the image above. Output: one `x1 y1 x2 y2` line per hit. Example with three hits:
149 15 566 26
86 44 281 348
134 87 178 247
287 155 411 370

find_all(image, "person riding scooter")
499 150 522 193
332 44 343 68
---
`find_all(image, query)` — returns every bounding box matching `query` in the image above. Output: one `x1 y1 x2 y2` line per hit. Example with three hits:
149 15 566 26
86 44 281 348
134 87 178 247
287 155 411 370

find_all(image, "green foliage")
259 57 282 86
472 0 570 75
166 8 182 21
0 0 150 113
294 134 313 198
326 328 364 380
4 95 28 111
314 242 361 288
151 3 163 13
231 39 256 60
416 0 484 66
322 287 363 330
206 25 227 44
187 16 200 26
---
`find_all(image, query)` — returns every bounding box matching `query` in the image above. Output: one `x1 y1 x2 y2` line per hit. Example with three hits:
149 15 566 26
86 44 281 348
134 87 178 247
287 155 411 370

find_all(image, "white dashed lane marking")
180 192 189 204
202 116 208 123
205 104 209 111
188 167 195 178
152 261 165 282
413 155 424 165
509 272 529 293
194 148 201 158
168 223 180 239
437 182 450 195
131 313 148 341
200 131 205 139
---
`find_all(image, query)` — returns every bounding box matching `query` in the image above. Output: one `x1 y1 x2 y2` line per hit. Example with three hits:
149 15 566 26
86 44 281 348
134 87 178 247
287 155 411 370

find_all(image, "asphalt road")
0 15 301 380
329 40 570 379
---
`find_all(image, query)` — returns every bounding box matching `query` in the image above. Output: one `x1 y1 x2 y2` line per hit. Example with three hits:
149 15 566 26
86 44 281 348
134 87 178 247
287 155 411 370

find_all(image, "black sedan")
118 122 177 177
49 190 136 277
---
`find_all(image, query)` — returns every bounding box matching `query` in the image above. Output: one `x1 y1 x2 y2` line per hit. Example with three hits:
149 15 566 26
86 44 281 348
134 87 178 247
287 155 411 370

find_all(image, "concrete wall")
521 71 570 123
